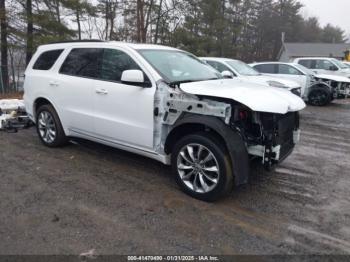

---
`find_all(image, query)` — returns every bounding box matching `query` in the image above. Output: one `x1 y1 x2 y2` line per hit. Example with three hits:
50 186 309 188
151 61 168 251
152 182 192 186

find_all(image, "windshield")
138 50 221 84
225 60 260 76
331 58 348 69
294 63 316 75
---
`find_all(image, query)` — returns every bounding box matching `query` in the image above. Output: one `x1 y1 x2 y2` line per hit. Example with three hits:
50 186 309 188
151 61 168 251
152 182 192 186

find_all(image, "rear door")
92 48 156 150
55 47 103 135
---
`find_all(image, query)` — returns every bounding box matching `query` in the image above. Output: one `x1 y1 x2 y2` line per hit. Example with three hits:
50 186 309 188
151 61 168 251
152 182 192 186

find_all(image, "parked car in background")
24 41 305 201
293 57 350 78
343 61 350 68
201 57 303 97
251 62 350 106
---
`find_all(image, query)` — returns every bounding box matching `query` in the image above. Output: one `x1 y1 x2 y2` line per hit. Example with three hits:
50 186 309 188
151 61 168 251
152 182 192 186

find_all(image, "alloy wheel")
177 143 220 193
38 111 57 144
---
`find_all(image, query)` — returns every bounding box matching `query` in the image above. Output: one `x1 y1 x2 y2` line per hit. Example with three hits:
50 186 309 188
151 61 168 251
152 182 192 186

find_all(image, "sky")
299 0 350 38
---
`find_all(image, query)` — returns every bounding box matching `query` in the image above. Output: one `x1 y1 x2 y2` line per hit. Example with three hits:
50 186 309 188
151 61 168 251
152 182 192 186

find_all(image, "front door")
276 64 308 96
93 48 155 150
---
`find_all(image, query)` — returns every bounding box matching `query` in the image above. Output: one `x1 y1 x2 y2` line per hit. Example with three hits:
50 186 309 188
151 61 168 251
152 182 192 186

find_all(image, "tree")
0 0 8 92
26 0 33 65
62 0 96 40
322 24 346 43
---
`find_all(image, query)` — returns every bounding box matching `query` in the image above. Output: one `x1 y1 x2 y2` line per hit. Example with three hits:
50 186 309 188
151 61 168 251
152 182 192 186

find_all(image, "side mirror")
121 69 145 85
221 70 234 79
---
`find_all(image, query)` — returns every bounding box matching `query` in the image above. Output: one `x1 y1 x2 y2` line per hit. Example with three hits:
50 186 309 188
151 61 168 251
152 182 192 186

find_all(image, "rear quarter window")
33 49 64 70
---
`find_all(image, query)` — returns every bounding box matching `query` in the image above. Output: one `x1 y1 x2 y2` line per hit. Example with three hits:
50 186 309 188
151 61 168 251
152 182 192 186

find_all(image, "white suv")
24 41 305 201
293 57 350 77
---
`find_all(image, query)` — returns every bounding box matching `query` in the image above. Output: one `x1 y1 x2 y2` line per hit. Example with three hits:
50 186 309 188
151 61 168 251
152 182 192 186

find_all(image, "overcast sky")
299 0 350 38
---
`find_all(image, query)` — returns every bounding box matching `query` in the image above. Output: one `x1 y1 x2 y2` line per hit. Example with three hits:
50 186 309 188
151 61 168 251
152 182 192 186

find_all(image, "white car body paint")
180 78 306 114
315 74 350 83
24 42 305 169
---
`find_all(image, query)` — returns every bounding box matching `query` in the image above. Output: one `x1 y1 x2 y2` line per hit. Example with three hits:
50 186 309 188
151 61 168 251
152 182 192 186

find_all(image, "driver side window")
315 60 337 71
99 49 142 82
278 64 303 75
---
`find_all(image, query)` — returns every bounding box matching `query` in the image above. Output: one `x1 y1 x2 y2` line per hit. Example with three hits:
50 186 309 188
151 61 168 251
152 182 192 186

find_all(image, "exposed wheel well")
34 98 52 117
164 123 227 155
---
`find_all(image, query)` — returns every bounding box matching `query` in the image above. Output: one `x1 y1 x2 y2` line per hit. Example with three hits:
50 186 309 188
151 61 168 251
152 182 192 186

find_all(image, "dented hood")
315 74 350 83
180 79 306 114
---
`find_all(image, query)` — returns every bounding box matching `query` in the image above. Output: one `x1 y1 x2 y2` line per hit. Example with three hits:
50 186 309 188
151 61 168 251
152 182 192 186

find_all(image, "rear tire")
308 87 332 106
36 104 68 147
171 132 233 202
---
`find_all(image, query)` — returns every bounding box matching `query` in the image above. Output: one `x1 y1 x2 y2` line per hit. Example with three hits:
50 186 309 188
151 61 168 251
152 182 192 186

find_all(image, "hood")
316 69 350 78
242 75 300 89
340 68 350 73
180 79 306 114
315 74 350 83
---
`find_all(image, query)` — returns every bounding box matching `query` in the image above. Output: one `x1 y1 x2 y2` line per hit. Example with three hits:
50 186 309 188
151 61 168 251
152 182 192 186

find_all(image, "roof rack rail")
48 39 105 44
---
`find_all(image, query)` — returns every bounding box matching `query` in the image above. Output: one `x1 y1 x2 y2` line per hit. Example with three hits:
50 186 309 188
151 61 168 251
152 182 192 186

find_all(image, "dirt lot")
1 100 350 256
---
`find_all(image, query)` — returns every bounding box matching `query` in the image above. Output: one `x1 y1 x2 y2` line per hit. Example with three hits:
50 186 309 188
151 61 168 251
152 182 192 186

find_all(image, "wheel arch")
33 97 56 122
165 114 250 186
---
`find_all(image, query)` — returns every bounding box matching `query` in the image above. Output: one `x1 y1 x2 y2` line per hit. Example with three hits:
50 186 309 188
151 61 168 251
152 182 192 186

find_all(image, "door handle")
49 81 59 87
95 88 108 95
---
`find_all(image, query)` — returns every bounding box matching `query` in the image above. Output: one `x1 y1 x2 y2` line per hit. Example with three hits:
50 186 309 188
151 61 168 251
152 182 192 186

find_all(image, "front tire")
36 104 68 147
171 132 233 202
308 87 332 106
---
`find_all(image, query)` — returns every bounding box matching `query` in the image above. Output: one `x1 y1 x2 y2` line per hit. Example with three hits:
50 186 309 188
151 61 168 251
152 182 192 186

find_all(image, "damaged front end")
231 107 300 169
313 76 350 99
154 80 301 173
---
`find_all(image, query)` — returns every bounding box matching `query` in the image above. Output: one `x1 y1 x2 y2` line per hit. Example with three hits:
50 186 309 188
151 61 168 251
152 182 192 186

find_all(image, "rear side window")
254 64 276 73
298 59 313 69
60 48 103 78
277 64 302 75
33 49 63 70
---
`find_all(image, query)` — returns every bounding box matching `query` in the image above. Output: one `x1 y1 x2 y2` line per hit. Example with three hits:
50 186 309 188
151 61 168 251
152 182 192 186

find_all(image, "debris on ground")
0 99 33 132
79 249 97 261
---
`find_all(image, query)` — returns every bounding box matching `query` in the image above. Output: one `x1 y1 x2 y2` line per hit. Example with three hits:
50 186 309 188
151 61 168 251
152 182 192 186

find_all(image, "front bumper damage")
329 81 350 98
248 129 300 164
241 111 300 170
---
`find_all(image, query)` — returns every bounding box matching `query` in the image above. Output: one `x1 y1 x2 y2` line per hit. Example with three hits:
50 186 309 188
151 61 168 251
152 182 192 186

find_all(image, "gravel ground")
0 99 350 256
